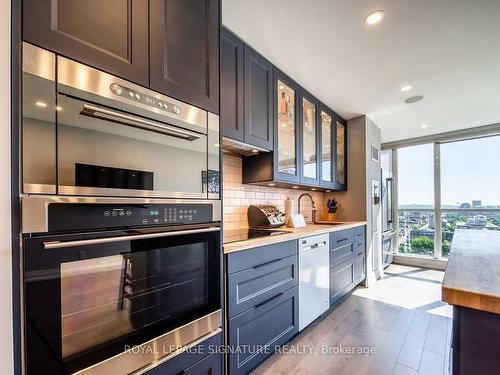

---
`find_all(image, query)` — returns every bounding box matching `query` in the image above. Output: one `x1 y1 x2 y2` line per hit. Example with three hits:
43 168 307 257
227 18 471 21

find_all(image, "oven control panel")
48 204 214 232
109 83 182 115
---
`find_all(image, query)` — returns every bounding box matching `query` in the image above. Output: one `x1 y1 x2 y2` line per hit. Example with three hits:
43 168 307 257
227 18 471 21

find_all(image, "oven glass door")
24 228 221 375
56 94 209 198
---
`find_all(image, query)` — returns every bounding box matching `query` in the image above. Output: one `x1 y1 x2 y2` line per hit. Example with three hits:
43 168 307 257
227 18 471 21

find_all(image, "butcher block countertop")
442 229 500 314
223 222 366 254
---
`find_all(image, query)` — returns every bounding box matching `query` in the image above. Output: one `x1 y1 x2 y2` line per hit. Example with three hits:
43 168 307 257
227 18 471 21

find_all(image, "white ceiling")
222 0 500 143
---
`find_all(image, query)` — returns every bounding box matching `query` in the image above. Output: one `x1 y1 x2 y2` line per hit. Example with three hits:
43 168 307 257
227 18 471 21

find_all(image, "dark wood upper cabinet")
299 89 320 186
243 46 274 150
319 105 336 189
23 0 149 86
149 0 220 113
221 28 244 141
335 116 348 190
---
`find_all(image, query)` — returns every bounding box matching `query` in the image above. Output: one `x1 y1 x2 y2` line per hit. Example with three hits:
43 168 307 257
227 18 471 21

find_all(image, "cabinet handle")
337 238 349 243
255 293 284 308
357 252 363 256
254 258 284 269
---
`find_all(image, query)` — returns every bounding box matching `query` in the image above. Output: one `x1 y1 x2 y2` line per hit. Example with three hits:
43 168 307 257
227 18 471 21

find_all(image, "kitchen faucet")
298 193 317 223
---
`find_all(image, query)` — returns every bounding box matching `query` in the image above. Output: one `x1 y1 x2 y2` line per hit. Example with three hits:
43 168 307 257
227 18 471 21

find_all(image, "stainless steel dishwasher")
299 233 330 331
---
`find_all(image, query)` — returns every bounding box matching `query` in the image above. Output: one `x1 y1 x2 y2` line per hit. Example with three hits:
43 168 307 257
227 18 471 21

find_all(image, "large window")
397 144 435 256
395 135 500 259
397 144 434 208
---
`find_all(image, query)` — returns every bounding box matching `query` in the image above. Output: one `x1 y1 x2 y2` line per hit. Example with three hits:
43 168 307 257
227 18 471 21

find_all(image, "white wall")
0 0 13 374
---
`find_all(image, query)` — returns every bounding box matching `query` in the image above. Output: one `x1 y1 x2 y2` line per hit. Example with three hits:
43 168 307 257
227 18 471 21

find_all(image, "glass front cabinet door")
319 106 335 188
335 118 347 190
300 91 319 186
274 69 300 183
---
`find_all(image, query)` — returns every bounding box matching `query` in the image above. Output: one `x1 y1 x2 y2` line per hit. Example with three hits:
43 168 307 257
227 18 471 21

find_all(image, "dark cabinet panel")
299 90 320 186
329 226 366 306
23 0 149 86
145 333 222 375
221 28 244 141
227 255 298 318
273 69 301 183
329 228 356 268
228 287 298 375
227 240 297 274
335 116 348 190
353 254 365 284
244 46 274 150
330 259 355 306
150 0 220 113
319 105 336 188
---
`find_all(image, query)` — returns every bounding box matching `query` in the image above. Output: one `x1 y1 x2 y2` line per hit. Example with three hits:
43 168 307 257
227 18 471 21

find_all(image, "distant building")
459 202 471 208
472 200 482 208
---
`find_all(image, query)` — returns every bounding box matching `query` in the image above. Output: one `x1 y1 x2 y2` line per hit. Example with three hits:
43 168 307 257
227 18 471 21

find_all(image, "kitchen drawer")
330 259 355 306
355 226 366 247
227 240 297 274
355 240 365 257
145 332 222 375
330 228 356 248
228 286 298 375
228 254 298 317
329 240 355 268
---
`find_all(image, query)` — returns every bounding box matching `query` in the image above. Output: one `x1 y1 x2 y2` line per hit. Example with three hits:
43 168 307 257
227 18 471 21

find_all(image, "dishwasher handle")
301 241 327 252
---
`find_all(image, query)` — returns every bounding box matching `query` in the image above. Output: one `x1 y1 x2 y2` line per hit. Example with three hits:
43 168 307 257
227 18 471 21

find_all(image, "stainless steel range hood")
222 137 270 156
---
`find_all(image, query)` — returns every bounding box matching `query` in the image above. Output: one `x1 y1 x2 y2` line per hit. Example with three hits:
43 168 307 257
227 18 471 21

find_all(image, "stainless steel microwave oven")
22 42 220 200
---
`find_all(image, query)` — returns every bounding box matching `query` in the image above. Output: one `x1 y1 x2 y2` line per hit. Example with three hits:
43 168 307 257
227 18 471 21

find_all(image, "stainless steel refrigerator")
381 168 395 267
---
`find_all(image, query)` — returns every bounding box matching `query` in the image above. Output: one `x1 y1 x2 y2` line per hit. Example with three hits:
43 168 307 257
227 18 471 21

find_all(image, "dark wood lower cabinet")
329 226 366 307
451 306 500 375
228 287 299 375
145 333 222 375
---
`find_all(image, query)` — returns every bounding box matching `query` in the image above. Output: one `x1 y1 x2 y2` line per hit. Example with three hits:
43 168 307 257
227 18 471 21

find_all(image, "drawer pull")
255 293 284 308
357 252 363 256
254 258 284 269
337 238 349 243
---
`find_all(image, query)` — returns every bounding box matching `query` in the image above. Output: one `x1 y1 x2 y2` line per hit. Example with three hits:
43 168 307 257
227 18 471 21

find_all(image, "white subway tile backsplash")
222 155 324 229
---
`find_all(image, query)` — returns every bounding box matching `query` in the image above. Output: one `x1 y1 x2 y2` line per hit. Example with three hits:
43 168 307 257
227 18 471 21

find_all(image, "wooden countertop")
223 222 366 254
442 229 500 314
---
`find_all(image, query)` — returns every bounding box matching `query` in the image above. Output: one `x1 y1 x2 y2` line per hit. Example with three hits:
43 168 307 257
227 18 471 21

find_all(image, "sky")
397 135 500 207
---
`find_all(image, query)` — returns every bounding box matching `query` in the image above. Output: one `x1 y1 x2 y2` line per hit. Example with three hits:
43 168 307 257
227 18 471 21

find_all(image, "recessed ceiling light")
421 124 429 129
400 85 413 92
292 186 299 189
326 190 331 193
268 183 276 187
404 95 424 104
251 149 259 153
311 188 317 191
35 101 47 108
364 10 384 25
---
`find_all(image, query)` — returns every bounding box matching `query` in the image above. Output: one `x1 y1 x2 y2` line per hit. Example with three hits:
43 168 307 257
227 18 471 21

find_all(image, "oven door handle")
43 226 220 250
79 104 202 141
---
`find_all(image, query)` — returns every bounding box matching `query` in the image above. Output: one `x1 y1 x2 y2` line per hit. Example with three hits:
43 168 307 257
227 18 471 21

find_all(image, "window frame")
391 135 500 260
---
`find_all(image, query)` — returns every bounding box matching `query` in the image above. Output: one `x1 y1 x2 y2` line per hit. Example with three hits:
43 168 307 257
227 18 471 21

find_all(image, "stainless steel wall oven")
21 41 222 375
22 197 222 375
22 42 220 199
